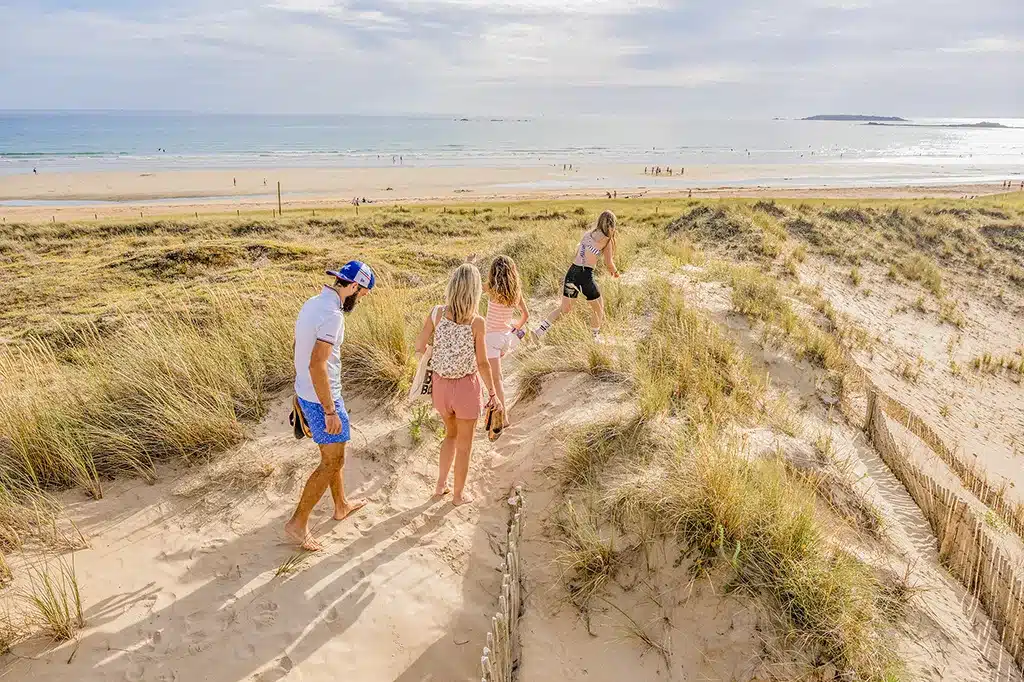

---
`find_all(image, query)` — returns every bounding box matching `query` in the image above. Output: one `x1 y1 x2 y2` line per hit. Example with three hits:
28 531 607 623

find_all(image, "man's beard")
342 292 360 313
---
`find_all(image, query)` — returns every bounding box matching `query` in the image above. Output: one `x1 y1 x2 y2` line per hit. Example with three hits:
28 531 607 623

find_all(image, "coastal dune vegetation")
1 193 1023 678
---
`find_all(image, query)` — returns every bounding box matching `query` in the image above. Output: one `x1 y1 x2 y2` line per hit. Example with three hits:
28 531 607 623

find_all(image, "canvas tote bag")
407 305 444 403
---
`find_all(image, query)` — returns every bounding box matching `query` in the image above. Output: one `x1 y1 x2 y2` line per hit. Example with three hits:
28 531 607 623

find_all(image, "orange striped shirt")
485 300 516 332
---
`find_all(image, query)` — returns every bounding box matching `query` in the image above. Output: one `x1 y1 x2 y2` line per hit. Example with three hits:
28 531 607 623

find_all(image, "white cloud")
0 0 1020 115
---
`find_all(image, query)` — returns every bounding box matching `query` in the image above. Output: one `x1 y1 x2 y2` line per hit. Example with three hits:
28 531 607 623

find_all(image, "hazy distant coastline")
803 114 908 122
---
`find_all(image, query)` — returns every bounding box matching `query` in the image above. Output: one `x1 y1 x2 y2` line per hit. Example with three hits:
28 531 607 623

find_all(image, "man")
285 260 376 551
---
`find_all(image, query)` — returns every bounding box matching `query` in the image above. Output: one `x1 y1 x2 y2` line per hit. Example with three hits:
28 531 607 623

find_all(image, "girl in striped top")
484 256 529 425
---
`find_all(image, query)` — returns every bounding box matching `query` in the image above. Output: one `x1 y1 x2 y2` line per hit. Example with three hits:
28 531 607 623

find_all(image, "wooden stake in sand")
278 181 282 215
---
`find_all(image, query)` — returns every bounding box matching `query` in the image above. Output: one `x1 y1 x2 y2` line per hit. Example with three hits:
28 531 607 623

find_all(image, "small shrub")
849 267 862 287
409 403 443 444
937 300 966 329
891 254 943 297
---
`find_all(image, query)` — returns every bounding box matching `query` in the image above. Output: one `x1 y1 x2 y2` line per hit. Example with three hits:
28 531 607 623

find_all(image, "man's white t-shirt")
294 286 345 405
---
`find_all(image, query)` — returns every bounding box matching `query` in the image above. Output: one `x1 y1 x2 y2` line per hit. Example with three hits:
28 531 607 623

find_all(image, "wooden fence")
865 390 1024 668
480 486 524 682
841 349 1024 542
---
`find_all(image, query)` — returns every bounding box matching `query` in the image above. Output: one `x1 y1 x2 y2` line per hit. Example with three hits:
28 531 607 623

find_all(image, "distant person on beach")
233 177 237 187
414 263 501 505
533 210 620 341
33 168 37 174
286 261 376 551
483 256 529 431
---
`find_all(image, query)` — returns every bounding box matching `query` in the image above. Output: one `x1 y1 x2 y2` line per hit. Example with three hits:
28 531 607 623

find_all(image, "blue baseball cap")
327 260 376 289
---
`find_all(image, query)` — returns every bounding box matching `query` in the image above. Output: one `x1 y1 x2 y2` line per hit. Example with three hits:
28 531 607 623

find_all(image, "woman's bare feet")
452 493 474 507
333 499 368 521
284 519 323 551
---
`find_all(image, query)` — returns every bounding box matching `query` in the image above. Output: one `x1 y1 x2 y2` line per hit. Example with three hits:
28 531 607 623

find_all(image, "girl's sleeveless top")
432 311 478 379
485 300 516 332
574 230 604 266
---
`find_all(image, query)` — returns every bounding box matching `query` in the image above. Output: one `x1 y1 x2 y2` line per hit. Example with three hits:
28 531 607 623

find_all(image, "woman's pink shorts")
431 372 482 420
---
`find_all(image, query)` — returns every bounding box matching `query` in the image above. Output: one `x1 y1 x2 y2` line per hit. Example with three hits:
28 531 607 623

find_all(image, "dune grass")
0 601 17 655
23 555 84 642
542 266 900 678
5 197 1022 673
633 286 764 421
0 280 299 496
556 418 901 680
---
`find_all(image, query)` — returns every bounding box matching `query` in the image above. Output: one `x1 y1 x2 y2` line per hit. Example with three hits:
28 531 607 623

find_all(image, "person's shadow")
3 500 454 682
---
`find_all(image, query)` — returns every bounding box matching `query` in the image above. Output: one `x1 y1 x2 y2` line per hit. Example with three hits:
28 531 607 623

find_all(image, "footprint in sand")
187 636 210 655
323 606 340 624
124 665 146 682
236 643 257 661
191 537 229 559
253 601 279 628
141 628 164 653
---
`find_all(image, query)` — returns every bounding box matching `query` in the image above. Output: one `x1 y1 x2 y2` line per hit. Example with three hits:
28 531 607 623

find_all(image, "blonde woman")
415 263 501 506
534 209 620 339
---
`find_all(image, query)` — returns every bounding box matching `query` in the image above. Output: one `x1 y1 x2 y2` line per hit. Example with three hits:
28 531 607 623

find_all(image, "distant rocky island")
866 121 1011 129
803 115 908 122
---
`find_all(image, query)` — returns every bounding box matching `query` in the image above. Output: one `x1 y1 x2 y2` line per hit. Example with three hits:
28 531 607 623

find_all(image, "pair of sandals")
484 404 505 442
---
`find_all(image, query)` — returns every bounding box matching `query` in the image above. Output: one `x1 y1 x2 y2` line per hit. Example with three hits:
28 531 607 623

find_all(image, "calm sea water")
2 112 1022 183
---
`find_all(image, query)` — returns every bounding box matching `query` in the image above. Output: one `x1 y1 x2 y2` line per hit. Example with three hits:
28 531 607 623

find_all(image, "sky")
0 0 1021 117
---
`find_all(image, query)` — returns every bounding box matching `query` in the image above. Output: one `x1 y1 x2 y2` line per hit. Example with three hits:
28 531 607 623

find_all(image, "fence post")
278 181 282 216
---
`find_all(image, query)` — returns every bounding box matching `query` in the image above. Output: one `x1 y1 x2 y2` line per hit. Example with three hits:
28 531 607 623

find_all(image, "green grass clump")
341 285 417 401
633 288 763 421
889 254 943 297
23 555 84 642
0 281 300 494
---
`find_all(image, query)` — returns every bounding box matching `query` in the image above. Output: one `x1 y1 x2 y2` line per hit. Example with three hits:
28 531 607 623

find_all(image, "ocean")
2 111 1023 186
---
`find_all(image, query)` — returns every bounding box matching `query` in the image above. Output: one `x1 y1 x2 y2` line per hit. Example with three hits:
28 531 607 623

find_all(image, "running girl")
534 210 620 339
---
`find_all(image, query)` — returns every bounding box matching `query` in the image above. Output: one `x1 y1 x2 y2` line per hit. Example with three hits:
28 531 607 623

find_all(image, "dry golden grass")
0 601 18 655
22 554 84 642
6 196 1023 676
558 420 901 680
633 286 764 422
0 552 11 587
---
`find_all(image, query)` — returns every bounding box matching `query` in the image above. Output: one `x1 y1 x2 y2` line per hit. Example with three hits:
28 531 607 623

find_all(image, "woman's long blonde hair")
487 255 521 307
445 263 482 325
594 209 617 250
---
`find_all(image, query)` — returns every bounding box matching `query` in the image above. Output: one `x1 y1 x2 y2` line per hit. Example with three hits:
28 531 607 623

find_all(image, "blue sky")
0 0 1021 116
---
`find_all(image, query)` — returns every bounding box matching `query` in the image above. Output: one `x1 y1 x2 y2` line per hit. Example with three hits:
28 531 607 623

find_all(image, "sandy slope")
808 260 1024 504
680 266 1024 681
1 393 515 682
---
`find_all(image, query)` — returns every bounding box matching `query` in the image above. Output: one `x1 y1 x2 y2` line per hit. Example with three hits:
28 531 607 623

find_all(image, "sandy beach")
2 164 1019 223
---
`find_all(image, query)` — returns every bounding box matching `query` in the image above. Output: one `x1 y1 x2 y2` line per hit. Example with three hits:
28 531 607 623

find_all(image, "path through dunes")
0 394 518 682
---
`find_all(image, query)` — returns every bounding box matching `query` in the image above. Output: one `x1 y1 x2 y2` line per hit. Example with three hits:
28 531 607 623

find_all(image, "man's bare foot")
452 494 474 507
333 499 368 521
284 519 323 552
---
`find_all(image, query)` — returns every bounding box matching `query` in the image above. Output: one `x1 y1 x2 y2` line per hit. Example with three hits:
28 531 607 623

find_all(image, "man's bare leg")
434 414 458 497
284 442 345 551
328 443 367 520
